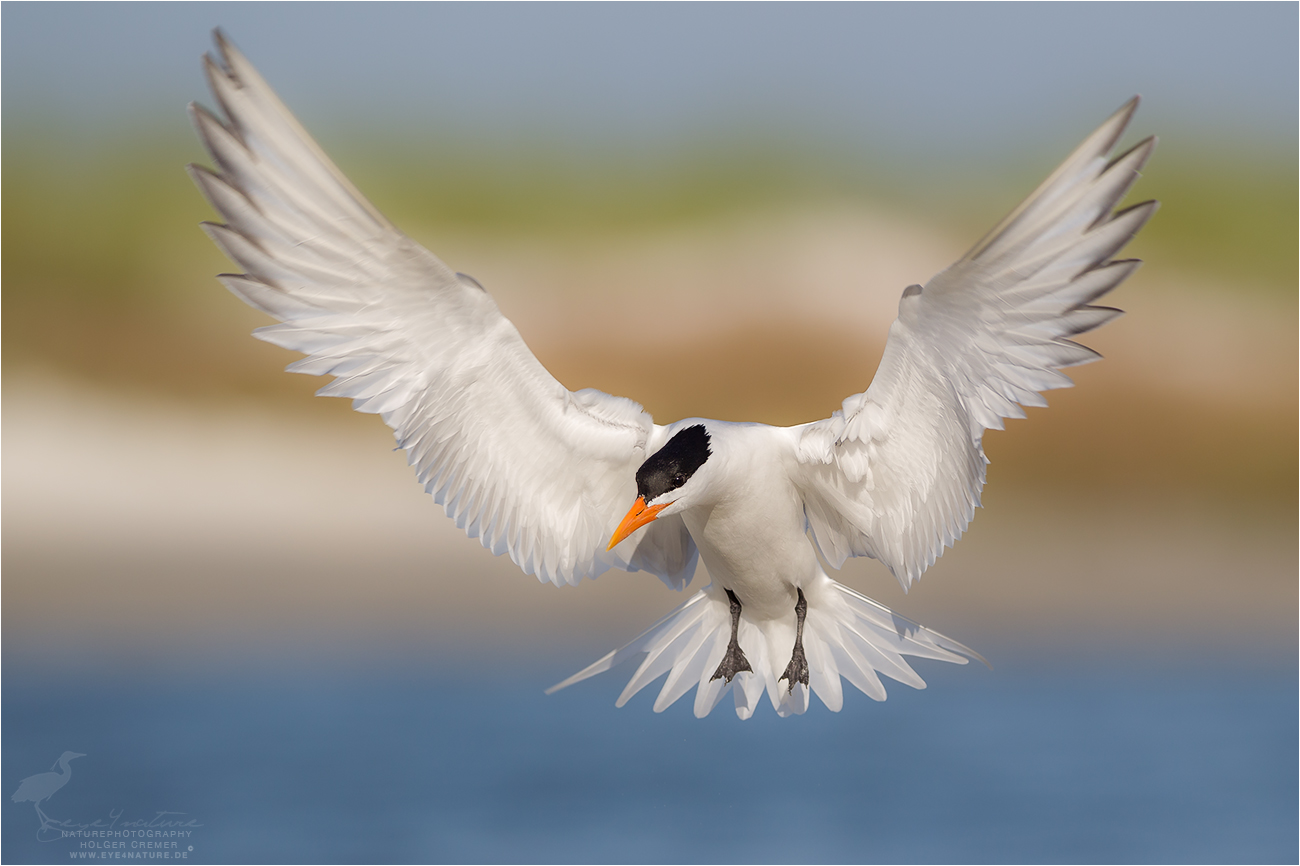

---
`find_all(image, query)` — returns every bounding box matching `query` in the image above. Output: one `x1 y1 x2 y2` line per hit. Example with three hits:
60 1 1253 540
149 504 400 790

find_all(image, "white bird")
190 33 1156 719
12 751 85 826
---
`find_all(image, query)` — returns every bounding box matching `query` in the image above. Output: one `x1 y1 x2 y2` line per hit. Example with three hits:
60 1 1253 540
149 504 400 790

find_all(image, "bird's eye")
674 473 687 485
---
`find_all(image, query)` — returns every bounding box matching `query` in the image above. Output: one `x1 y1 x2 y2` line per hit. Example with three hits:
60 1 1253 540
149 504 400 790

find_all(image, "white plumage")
191 33 1155 719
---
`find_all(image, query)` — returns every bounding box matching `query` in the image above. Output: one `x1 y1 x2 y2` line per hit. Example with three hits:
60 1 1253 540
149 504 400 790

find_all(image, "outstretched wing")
189 32 697 588
793 99 1157 590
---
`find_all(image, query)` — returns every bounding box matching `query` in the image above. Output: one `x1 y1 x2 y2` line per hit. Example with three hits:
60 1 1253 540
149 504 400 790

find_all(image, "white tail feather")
547 574 986 720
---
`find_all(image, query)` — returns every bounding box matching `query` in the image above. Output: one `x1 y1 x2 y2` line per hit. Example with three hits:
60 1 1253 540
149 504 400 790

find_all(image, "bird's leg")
711 589 753 683
780 587 810 693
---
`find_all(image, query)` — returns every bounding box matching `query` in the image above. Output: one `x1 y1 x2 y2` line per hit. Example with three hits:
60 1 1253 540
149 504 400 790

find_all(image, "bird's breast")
681 464 819 621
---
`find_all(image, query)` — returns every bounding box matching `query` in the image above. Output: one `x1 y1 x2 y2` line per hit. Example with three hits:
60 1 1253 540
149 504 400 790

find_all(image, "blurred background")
3 3 1295 863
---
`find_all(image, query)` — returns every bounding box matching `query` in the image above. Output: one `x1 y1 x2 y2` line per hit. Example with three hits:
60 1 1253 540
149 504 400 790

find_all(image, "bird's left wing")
188 33 697 588
791 99 1156 590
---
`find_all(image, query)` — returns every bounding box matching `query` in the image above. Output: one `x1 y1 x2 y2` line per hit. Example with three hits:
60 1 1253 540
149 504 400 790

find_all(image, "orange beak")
607 496 670 550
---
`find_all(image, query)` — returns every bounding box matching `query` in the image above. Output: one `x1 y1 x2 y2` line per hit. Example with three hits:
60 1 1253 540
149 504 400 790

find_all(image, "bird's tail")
546 573 985 719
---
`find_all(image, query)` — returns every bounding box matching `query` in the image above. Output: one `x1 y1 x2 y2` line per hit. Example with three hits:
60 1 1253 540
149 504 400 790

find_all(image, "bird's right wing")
792 99 1156 590
189 33 697 588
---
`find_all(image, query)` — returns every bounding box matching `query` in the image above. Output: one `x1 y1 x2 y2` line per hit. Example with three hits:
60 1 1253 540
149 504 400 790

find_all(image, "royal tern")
190 33 1156 719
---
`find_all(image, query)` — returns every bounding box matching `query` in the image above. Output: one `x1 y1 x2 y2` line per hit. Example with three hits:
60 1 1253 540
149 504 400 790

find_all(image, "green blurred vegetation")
3 123 1295 508
1101 145 1297 291
3 123 1295 315
934 135 1298 294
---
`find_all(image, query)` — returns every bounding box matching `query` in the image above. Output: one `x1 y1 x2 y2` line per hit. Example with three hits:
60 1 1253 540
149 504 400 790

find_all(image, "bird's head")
608 424 712 550
53 752 85 769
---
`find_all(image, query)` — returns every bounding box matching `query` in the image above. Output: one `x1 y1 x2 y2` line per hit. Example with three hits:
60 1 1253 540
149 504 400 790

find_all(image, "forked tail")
547 574 986 719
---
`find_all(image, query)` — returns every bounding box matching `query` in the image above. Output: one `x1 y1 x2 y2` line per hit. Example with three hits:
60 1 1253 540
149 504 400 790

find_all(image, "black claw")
711 589 753 683
779 588 810 693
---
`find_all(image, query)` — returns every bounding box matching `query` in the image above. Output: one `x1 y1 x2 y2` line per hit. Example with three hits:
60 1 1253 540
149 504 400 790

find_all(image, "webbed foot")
713 641 754 683
779 587 810 693
711 589 753 683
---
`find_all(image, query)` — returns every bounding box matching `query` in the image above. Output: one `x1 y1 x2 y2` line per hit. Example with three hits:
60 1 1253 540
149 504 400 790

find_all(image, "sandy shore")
3 379 1291 666
4 204 1294 663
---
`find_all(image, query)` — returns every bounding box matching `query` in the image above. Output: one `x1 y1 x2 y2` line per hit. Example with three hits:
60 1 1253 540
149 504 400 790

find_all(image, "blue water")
3 649 1295 864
